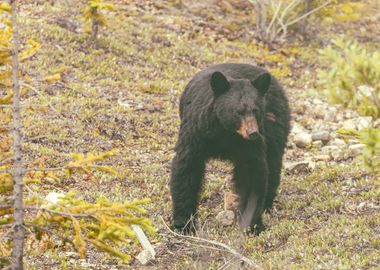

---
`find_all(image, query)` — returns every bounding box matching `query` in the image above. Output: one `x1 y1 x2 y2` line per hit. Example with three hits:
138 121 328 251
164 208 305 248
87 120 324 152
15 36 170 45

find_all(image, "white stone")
136 249 155 265
294 132 312 148
45 192 64 205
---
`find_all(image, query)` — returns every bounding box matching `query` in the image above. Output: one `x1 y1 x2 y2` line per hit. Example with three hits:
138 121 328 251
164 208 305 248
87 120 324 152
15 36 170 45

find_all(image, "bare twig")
24 205 96 219
286 0 333 27
160 216 261 269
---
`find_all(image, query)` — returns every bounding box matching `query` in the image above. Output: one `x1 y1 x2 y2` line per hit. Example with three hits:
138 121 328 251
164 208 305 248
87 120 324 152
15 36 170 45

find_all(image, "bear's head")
210 71 270 141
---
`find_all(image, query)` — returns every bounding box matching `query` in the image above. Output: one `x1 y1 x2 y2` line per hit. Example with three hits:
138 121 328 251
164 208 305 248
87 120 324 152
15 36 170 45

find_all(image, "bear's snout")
237 115 260 141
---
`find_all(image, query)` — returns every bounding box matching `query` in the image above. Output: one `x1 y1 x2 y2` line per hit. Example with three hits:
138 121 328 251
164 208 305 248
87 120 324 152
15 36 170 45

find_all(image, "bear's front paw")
244 222 266 236
173 223 196 235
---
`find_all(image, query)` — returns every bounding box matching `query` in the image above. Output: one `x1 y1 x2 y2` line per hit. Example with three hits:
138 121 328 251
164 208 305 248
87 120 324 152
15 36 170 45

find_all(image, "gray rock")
284 160 310 173
216 210 235 226
349 144 365 157
311 130 330 143
294 132 312 148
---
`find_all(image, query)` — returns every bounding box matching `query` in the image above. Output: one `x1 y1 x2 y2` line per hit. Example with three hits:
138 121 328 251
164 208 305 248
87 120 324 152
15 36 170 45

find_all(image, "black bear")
170 63 290 234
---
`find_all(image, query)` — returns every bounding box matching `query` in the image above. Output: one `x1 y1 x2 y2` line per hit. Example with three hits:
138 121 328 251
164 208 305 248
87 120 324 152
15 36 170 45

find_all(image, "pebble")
314 154 331 161
311 130 330 143
284 160 310 173
342 119 357 130
349 144 365 157
357 117 372 129
294 132 312 148
136 250 155 265
324 108 337 122
313 105 326 119
321 145 339 155
312 140 323 148
216 210 235 226
331 138 346 147
331 149 346 161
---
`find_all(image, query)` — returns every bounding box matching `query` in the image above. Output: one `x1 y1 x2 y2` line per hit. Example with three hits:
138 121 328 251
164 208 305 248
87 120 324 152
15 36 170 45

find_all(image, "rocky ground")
286 93 370 173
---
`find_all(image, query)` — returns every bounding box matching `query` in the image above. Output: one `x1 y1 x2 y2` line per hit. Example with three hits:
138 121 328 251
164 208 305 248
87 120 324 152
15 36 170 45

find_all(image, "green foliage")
32 193 154 262
83 0 115 23
317 38 380 182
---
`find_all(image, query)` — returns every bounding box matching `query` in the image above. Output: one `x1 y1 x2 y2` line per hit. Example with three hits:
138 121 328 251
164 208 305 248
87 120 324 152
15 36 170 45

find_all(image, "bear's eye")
237 110 244 116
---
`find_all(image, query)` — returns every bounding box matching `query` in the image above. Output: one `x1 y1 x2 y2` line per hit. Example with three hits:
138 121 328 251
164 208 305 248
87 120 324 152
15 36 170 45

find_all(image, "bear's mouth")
237 116 261 141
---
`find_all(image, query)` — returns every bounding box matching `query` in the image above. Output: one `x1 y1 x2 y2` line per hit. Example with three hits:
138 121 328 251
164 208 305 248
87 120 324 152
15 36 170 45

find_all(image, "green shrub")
317 38 380 185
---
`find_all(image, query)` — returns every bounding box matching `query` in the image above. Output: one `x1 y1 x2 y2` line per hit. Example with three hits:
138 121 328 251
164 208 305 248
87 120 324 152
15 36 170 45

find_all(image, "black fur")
170 63 290 234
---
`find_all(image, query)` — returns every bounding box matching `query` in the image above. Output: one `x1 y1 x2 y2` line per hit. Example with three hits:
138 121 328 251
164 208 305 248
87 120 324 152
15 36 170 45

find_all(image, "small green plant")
83 0 115 42
317 38 380 186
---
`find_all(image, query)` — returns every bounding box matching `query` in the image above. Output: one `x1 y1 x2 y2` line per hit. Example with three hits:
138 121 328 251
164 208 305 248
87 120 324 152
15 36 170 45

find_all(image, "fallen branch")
24 206 96 219
160 216 262 269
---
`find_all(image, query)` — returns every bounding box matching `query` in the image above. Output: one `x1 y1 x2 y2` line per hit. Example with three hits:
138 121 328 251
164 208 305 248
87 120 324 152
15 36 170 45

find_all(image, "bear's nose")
249 131 259 140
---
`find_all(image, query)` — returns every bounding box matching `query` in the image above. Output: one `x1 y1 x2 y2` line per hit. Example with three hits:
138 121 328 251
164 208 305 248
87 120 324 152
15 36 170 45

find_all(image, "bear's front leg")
233 159 268 235
170 142 206 234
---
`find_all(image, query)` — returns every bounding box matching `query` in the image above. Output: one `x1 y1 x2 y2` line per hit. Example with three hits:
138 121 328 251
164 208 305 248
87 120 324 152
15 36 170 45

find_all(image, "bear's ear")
210 71 230 96
252 73 271 96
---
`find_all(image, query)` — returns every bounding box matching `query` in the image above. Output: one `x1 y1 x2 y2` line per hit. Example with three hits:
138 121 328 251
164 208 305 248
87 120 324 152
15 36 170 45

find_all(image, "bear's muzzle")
237 115 260 141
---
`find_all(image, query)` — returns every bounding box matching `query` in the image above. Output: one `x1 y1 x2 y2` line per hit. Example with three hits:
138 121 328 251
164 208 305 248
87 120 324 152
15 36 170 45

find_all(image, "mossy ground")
13 0 380 269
